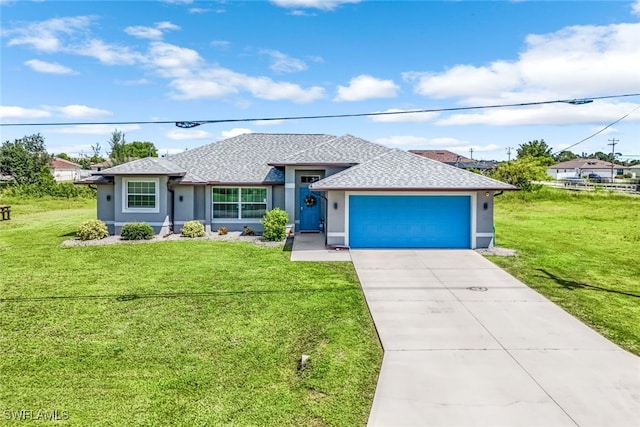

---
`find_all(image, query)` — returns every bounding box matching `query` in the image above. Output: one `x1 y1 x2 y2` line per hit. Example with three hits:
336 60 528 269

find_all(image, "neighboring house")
623 164 640 178
546 158 624 181
409 150 497 170
50 157 89 182
78 134 516 249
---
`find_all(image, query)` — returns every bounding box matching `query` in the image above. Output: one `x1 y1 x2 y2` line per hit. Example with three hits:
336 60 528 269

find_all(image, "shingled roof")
310 150 516 191
92 133 517 190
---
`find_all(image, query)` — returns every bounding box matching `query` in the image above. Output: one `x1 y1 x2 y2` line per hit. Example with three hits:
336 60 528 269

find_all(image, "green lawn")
0 197 382 426
489 188 640 355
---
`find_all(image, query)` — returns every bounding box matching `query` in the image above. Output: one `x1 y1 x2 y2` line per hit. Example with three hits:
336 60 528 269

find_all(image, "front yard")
489 188 640 355
0 197 382 426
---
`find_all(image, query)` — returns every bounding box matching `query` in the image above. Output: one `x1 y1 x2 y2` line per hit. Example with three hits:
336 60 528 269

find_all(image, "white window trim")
212 187 268 220
122 177 160 214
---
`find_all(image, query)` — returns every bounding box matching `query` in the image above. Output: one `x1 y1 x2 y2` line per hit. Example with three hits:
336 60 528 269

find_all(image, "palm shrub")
181 220 205 238
120 222 154 240
261 208 288 241
77 219 109 240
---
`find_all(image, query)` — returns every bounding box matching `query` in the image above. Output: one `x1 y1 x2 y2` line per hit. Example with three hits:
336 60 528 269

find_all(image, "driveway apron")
351 249 640 427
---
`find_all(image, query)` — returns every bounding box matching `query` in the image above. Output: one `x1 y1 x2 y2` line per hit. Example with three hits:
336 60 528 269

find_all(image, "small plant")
77 219 109 241
243 226 255 236
181 220 205 238
217 226 228 235
121 222 154 240
261 208 288 241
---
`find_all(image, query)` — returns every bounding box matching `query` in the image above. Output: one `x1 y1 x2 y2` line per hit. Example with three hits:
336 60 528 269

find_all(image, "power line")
1 93 639 128
552 105 640 155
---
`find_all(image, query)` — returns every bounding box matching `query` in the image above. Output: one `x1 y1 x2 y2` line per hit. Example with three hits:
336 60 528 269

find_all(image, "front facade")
80 134 516 249
547 159 624 181
50 157 88 182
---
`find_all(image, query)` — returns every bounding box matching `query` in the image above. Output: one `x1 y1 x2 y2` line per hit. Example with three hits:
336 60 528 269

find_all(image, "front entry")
299 187 322 232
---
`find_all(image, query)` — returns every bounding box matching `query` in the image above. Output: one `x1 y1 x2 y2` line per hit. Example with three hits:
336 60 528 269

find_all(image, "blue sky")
1 0 639 161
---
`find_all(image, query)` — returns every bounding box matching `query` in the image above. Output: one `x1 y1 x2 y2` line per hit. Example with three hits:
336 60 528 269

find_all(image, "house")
409 150 497 170
623 164 640 178
78 134 516 249
50 157 88 182
547 158 624 181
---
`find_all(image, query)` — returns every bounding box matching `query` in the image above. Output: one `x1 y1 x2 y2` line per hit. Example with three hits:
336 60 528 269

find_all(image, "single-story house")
78 133 516 249
409 149 497 170
623 164 640 178
547 158 625 181
50 157 89 182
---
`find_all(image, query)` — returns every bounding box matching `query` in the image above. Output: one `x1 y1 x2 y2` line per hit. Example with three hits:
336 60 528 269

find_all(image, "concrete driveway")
351 250 640 427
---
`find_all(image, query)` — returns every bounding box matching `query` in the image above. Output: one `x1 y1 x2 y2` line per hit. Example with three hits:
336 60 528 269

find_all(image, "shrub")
217 226 228 235
261 208 288 241
242 226 255 236
121 222 154 240
77 219 109 241
181 220 205 238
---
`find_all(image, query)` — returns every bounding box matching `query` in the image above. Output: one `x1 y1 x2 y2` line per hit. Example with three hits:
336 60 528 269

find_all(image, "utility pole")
506 147 513 162
469 147 474 160
608 138 619 182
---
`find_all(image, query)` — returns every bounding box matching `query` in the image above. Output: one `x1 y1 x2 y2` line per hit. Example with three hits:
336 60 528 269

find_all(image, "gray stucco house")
80 133 516 249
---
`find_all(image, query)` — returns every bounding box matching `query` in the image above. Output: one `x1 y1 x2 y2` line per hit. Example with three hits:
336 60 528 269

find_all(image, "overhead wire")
1 93 639 128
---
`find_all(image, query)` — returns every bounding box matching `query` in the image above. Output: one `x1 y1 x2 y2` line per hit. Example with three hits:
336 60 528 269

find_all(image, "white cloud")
253 119 285 126
75 39 143 65
633 0 640 15
147 42 203 77
220 128 253 139
334 74 399 101
125 21 180 40
211 40 231 49
115 78 151 86
43 105 112 119
5 16 93 53
189 7 211 14
0 105 51 119
170 67 326 103
260 49 307 73
24 59 76 75
166 129 212 140
370 109 439 123
374 135 498 154
50 125 141 135
270 0 361 11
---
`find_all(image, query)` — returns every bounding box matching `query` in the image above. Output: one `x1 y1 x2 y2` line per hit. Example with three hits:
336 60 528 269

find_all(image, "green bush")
261 208 288 241
77 219 109 241
217 226 228 235
181 220 205 238
121 222 154 240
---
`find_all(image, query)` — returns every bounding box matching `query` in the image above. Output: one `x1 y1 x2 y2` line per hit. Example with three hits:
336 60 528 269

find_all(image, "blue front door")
299 187 321 232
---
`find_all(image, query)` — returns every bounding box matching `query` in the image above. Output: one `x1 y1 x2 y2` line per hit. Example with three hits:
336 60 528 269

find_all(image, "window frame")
212 187 268 220
122 177 160 213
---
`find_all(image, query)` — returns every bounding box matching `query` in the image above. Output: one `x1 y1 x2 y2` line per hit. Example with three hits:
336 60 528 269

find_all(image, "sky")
1 0 639 161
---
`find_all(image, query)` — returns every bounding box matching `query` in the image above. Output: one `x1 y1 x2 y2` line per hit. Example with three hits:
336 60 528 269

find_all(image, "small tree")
0 134 51 184
261 208 288 241
516 139 554 165
490 156 550 192
107 130 128 165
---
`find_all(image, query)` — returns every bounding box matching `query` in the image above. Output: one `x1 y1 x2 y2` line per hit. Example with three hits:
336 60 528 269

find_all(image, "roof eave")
310 186 519 192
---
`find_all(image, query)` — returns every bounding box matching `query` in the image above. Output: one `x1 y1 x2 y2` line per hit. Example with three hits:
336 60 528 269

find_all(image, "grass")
489 187 640 355
0 196 382 426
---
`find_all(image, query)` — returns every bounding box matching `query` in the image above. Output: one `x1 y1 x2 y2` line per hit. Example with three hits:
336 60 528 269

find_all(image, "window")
123 178 159 213
212 187 267 219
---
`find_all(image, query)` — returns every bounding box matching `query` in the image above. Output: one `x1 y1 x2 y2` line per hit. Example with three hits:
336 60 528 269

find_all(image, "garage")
348 195 471 248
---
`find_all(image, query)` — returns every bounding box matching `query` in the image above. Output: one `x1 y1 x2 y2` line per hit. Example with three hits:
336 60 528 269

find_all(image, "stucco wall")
173 185 194 233
113 175 171 235
326 191 346 246
96 184 115 234
475 190 494 248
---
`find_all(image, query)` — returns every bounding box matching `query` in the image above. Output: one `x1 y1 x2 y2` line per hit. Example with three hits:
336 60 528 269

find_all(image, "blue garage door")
349 195 471 248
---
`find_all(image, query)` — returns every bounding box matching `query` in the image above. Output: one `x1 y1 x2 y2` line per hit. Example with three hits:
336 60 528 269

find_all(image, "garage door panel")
349 195 470 248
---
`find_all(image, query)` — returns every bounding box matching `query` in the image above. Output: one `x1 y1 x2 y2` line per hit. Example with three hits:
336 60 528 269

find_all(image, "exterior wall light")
333 202 338 210
106 194 111 202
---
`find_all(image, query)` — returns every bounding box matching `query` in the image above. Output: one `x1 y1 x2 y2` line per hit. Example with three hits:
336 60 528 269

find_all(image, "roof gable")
273 134 392 165
548 158 621 169
50 157 82 169
310 150 516 191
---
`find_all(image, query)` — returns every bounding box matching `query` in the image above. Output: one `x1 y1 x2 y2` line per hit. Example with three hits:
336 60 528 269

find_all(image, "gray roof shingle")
95 157 186 176
310 150 516 191
272 134 392 165
168 133 336 183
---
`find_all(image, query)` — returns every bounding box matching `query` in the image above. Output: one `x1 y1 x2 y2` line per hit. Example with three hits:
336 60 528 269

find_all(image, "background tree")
127 141 158 158
107 130 128 165
490 157 550 191
552 150 578 163
516 139 554 165
56 152 72 161
0 133 51 184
